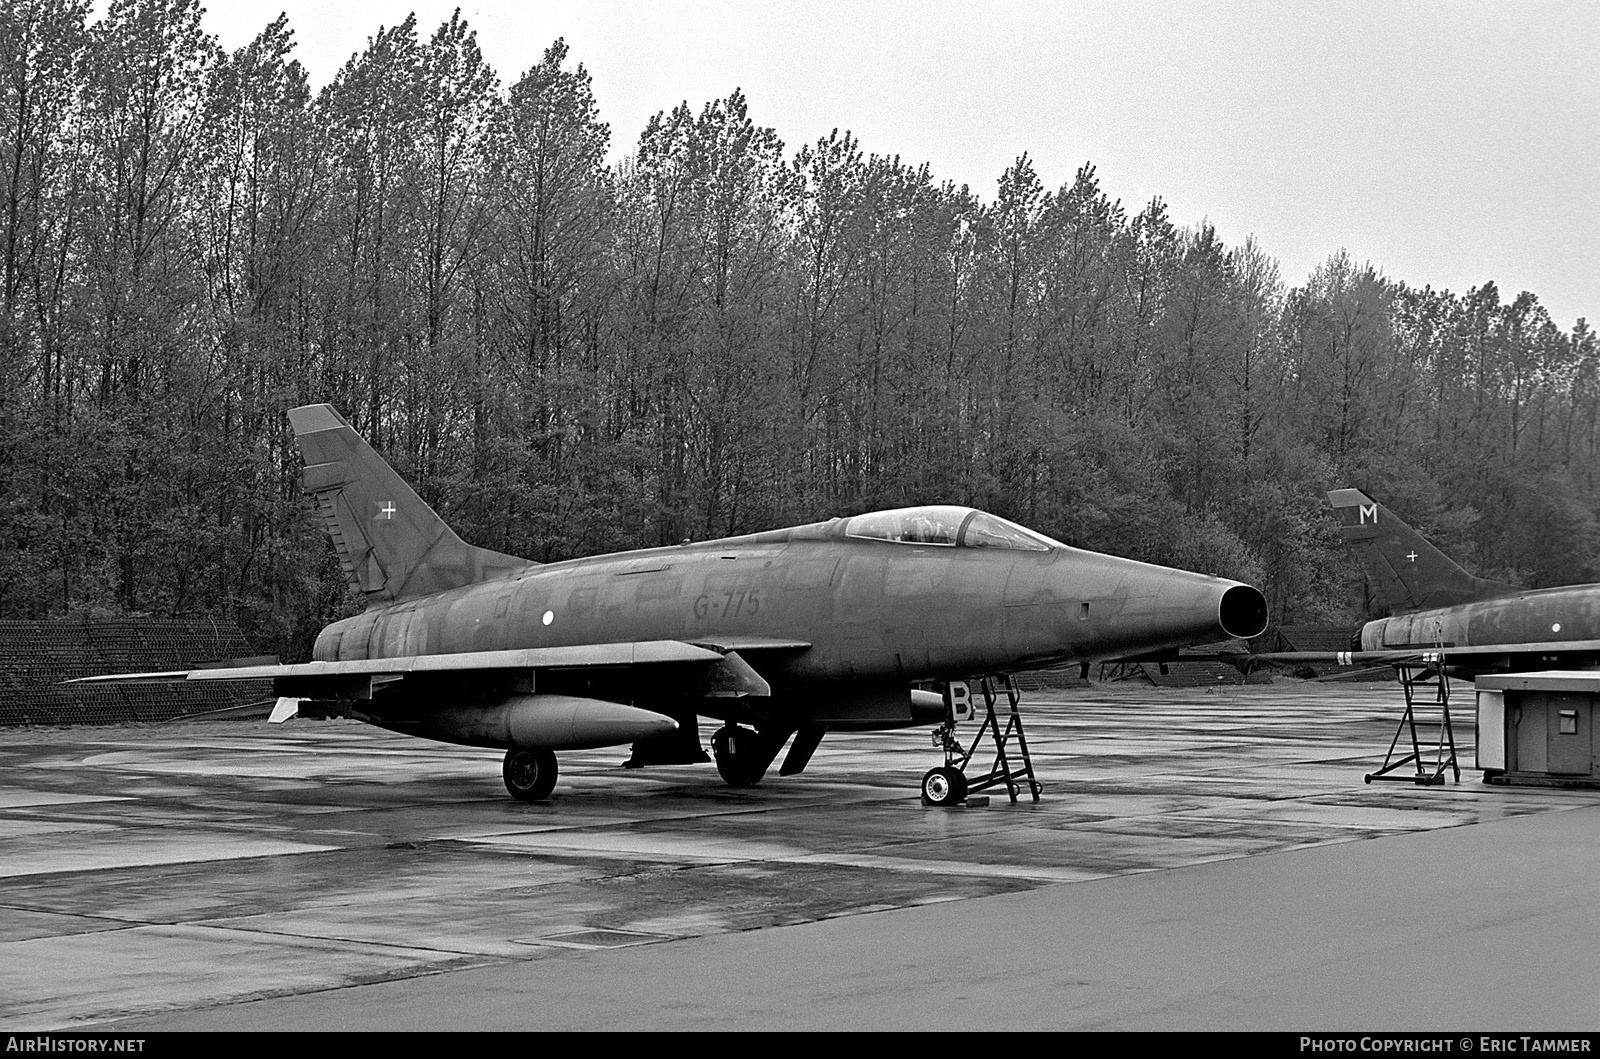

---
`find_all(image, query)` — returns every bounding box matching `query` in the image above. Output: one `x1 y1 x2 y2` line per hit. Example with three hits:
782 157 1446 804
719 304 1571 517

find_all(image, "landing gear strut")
503 747 558 801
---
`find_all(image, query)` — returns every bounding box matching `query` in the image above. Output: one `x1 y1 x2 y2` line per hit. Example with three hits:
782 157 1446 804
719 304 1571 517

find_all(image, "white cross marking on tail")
379 501 396 519
1406 551 1418 562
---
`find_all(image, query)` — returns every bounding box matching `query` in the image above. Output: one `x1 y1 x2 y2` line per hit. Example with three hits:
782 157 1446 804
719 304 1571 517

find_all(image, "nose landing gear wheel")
921 765 968 806
503 747 558 801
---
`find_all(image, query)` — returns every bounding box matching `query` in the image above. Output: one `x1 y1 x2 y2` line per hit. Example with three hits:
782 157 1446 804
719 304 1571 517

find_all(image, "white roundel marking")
1552 623 1561 633
542 610 554 626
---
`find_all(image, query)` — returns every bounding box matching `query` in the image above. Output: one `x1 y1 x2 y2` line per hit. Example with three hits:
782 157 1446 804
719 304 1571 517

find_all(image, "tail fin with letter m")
1326 488 1513 613
289 404 534 607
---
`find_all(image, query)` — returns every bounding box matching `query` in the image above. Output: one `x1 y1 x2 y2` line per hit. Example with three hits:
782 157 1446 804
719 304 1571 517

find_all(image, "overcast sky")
193 0 1597 330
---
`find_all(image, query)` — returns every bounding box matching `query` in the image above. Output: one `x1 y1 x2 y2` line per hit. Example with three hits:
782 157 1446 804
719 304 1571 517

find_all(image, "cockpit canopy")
843 505 1058 551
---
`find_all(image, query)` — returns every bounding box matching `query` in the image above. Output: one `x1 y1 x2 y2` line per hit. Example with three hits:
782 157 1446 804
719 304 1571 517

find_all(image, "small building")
1475 671 1600 788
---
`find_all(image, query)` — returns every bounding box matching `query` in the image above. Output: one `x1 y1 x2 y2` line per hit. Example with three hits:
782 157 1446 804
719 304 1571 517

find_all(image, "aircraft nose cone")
1220 585 1268 639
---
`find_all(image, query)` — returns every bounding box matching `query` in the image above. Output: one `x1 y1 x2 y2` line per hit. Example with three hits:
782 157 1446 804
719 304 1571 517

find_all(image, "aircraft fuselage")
314 517 1262 721
1361 583 1600 654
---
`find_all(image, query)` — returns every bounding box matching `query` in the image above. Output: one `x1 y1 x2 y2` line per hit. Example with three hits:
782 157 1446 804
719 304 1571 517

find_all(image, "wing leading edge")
68 640 728 688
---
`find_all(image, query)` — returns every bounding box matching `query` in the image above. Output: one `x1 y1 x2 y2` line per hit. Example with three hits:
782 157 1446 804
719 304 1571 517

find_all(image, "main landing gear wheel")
712 725 772 788
503 747 558 801
921 766 968 807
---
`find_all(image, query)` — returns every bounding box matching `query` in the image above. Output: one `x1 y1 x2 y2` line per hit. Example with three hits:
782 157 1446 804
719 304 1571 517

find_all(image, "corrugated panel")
0 620 269 725
1278 624 1362 652
1144 661 1269 687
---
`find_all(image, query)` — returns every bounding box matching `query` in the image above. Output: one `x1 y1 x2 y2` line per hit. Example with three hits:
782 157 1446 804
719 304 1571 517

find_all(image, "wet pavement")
2 681 1598 1030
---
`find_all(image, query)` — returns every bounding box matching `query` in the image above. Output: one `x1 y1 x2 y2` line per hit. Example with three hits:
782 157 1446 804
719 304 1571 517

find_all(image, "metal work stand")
931 675 1042 804
1365 652 1461 786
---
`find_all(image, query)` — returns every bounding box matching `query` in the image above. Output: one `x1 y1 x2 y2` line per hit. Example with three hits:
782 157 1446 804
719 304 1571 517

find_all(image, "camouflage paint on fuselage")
1360 584 1600 651
315 518 1263 695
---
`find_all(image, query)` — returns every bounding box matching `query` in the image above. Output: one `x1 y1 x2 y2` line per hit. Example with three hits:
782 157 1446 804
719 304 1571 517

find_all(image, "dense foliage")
2 1 1595 658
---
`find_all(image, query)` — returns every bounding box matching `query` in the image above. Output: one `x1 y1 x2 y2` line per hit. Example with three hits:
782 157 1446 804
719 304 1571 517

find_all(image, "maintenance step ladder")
1365 651 1461 786
927 674 1042 805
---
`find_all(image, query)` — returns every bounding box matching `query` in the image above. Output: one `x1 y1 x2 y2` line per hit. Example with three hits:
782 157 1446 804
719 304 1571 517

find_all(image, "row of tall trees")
2 0 1595 656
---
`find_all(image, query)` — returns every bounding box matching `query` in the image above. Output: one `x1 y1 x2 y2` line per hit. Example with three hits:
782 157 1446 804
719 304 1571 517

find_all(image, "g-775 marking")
694 589 763 619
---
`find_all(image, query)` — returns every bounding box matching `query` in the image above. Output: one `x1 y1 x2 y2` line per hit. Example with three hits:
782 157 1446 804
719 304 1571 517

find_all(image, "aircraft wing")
68 640 729 693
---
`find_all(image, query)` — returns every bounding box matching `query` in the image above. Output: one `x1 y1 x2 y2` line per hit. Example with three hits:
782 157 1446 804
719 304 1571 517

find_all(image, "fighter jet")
1252 488 1600 674
77 404 1268 802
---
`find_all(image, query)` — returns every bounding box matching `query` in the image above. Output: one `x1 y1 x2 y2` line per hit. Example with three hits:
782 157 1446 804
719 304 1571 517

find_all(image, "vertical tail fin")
1326 488 1512 613
290 404 533 606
